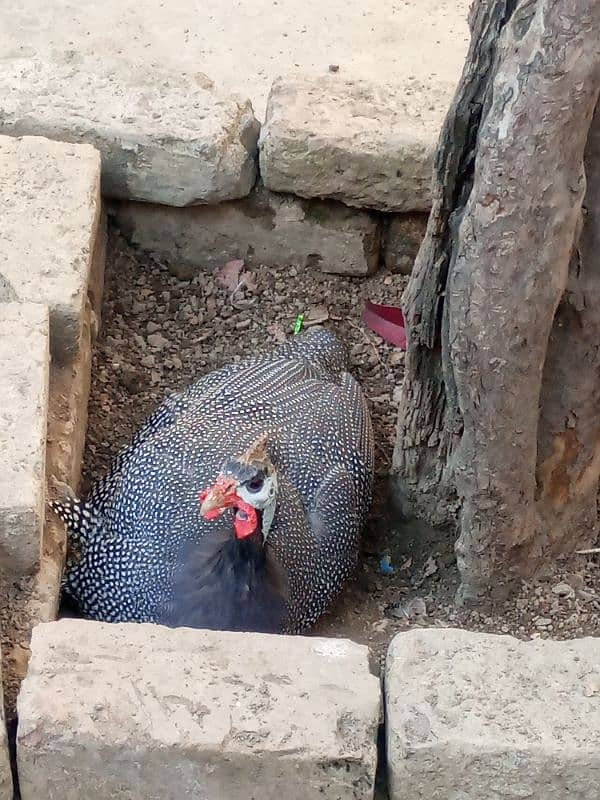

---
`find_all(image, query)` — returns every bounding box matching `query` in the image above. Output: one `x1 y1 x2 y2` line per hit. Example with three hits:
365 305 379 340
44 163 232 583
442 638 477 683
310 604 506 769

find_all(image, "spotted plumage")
52 328 374 633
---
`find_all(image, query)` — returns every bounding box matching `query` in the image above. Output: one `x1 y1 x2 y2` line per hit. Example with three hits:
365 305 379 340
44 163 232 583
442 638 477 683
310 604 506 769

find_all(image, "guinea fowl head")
199 433 278 541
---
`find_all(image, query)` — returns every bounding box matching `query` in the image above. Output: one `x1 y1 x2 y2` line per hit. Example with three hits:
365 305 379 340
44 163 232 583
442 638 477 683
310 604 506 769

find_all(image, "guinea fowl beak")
199 476 238 519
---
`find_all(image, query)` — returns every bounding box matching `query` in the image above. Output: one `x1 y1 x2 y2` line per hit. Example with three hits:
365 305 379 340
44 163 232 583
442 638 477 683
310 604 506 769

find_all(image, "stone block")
18 621 381 800
0 1 470 122
382 213 428 275
114 186 381 276
385 628 600 800
260 76 441 212
0 134 101 361
0 303 49 574
0 57 260 206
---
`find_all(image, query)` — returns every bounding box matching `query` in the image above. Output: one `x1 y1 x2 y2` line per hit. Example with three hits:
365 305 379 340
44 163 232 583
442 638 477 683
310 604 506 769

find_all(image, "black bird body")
54 328 374 633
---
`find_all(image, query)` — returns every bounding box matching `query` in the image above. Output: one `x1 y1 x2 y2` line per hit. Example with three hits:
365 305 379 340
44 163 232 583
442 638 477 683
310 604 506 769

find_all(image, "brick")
260 76 441 212
0 135 101 361
0 58 259 206
0 303 49 574
385 628 600 800
18 621 380 800
114 185 381 277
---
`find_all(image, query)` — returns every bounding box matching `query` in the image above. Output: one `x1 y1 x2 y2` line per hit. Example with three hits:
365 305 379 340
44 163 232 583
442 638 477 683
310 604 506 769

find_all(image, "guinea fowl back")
54 327 374 633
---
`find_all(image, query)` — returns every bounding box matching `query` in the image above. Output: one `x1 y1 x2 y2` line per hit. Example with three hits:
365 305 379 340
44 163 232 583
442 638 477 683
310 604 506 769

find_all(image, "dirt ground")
79 224 600 675
0 578 33 720
3 222 598 731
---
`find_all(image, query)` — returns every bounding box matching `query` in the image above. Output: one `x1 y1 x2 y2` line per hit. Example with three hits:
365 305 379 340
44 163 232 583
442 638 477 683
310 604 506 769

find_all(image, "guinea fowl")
52 328 374 634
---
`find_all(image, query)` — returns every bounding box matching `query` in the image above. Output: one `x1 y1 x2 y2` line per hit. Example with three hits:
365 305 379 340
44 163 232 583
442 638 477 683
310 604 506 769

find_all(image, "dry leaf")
240 270 258 293
423 556 438 579
304 304 329 327
414 556 438 588
267 322 287 344
214 259 244 291
371 619 390 634
9 642 31 680
577 588 597 601
552 582 575 599
389 597 427 621
399 557 413 571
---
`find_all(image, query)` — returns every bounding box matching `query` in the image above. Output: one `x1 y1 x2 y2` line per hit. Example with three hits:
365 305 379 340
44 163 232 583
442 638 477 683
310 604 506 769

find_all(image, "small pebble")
147 333 169 350
552 582 575 598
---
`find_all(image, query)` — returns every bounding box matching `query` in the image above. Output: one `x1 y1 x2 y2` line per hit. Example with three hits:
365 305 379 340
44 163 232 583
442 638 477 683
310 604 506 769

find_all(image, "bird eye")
245 476 264 494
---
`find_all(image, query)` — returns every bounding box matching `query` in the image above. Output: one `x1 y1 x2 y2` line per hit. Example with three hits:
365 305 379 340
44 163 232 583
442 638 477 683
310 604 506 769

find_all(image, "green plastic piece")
293 313 305 335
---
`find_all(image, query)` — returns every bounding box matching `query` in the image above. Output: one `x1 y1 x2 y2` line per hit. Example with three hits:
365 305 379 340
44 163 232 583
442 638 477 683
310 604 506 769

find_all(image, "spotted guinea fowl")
52 327 374 634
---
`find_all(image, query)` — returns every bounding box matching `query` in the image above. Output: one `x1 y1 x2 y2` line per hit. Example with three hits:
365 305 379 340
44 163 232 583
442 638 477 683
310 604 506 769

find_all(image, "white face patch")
236 474 278 540
236 474 276 509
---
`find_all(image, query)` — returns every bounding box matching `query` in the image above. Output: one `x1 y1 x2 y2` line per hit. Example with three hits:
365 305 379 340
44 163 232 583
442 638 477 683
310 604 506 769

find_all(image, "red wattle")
233 498 259 539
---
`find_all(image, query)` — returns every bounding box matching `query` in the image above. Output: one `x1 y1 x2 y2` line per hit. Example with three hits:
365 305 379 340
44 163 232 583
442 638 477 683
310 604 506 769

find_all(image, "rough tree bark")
393 0 600 600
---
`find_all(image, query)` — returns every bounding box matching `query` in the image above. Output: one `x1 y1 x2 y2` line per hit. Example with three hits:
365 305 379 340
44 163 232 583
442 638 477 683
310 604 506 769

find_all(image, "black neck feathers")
161 529 289 633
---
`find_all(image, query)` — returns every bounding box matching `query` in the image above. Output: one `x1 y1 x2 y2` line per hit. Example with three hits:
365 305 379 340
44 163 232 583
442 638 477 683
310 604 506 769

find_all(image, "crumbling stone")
0 135 101 361
260 76 440 212
18 620 381 800
0 303 49 575
114 185 381 277
0 58 260 206
386 628 600 800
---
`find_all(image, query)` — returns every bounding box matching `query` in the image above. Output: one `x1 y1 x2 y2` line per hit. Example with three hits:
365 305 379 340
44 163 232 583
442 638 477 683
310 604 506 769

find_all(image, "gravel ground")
83 232 405 483
80 226 600 672
0 578 34 719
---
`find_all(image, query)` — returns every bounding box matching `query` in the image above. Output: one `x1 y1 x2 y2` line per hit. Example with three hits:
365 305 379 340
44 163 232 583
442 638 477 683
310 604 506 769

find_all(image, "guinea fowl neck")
165 526 288 633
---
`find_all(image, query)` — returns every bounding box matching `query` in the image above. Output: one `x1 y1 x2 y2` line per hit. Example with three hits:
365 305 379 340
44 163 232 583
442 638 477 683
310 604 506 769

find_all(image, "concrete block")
385 628 600 800
114 186 381 276
0 303 49 574
0 57 260 205
382 213 428 275
0 135 101 361
260 76 442 212
17 621 380 800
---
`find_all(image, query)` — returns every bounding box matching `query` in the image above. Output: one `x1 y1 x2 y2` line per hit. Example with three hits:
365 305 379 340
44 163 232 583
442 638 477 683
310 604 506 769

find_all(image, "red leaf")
362 300 407 349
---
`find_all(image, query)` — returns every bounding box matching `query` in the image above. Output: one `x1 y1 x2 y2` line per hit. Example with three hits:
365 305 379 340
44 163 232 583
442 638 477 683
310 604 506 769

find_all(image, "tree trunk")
535 105 600 557
393 0 600 600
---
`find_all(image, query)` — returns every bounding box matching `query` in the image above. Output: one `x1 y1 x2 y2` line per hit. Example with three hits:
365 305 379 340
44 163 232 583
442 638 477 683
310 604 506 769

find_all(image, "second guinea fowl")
52 328 374 634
